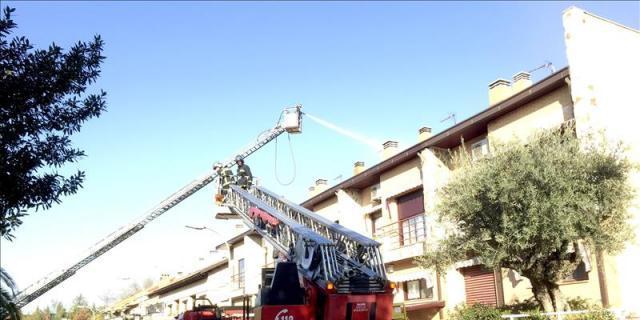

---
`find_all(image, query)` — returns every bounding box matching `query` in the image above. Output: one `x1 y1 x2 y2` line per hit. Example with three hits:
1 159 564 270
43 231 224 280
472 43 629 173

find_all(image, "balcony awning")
404 300 445 311
387 270 434 287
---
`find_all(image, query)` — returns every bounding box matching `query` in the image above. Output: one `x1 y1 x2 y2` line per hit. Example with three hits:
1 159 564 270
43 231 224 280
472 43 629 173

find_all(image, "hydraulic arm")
14 106 303 308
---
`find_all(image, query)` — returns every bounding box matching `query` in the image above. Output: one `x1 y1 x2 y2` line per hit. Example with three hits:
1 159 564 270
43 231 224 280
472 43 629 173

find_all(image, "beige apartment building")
109 7 639 320
108 229 277 320
302 7 639 320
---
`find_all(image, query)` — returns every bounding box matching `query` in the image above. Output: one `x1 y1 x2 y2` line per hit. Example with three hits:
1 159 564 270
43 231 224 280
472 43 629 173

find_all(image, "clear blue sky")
2 0 639 311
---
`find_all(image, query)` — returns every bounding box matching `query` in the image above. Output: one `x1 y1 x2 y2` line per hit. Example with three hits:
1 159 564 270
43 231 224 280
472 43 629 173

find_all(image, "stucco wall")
563 6 640 313
488 86 573 143
312 196 340 223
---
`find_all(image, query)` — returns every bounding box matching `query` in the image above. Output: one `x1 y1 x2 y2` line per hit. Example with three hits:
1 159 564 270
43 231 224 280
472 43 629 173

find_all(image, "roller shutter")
461 265 497 306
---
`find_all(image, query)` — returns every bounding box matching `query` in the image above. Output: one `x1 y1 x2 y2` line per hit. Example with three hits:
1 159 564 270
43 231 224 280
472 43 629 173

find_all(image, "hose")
274 133 297 186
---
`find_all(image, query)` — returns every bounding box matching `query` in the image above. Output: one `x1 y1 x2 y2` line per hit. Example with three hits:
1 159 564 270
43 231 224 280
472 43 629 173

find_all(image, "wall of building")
380 158 423 203
564 6 640 314
312 196 340 223
487 86 573 143
205 264 230 305
158 279 208 317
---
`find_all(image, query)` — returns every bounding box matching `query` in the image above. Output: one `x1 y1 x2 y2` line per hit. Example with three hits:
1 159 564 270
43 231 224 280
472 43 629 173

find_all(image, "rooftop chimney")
488 78 512 106
308 186 316 198
418 127 432 142
315 178 328 194
382 141 399 160
353 161 365 175
512 71 532 94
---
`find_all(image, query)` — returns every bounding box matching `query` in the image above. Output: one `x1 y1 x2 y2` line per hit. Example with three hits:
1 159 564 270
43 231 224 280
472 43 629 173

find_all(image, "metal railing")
501 309 628 320
231 272 246 289
375 215 426 250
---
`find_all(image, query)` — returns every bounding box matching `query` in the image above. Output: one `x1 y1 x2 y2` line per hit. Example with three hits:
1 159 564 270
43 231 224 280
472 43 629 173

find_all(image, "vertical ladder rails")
226 185 388 293
251 186 387 280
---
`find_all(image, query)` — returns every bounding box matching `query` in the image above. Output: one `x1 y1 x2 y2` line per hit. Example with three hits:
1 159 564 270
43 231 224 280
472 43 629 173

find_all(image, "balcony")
230 272 245 290
375 215 427 263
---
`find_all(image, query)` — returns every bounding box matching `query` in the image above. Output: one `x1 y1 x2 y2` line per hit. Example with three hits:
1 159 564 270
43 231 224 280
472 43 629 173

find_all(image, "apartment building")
302 7 639 320
110 7 638 320
108 229 276 320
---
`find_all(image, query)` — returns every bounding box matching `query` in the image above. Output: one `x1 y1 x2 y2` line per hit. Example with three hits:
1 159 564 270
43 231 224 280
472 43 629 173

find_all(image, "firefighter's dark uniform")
236 163 253 189
216 167 234 196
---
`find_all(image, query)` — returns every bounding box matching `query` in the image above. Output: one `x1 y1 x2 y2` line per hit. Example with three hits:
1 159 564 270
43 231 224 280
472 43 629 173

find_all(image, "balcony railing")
374 215 426 250
231 272 245 289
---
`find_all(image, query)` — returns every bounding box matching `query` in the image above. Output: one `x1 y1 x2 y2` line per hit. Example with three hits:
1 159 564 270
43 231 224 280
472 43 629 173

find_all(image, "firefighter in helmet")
234 155 253 189
213 162 234 200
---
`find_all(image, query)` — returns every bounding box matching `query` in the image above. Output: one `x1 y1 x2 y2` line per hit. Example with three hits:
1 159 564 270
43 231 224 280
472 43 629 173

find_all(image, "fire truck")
13 105 394 320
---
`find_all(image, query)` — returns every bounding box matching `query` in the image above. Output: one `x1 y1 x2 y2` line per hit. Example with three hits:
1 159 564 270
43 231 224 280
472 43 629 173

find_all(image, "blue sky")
2 0 639 311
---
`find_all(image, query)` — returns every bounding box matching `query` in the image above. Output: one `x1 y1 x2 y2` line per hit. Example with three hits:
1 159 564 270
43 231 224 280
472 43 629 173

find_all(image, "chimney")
315 178 328 194
353 161 365 175
382 141 399 159
418 127 432 142
512 71 532 93
488 78 512 106
308 186 316 198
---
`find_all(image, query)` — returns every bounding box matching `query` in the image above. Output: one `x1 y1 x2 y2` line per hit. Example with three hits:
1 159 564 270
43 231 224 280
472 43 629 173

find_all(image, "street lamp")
184 225 220 235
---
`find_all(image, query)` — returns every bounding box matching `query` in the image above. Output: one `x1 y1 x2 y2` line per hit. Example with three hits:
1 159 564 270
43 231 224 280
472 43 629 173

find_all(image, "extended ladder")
226 185 387 293
15 106 303 308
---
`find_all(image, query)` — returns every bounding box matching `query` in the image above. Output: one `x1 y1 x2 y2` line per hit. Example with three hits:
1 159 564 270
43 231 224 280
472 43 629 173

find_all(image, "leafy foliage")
0 267 20 320
417 125 635 311
566 307 616 320
566 297 593 311
449 303 503 320
0 6 107 240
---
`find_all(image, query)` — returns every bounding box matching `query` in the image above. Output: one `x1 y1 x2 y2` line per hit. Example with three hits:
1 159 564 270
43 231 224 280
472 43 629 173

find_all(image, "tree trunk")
546 281 565 311
530 279 554 312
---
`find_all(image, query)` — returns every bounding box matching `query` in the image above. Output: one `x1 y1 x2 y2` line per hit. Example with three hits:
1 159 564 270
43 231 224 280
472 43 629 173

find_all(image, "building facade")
302 7 639 320
110 7 639 320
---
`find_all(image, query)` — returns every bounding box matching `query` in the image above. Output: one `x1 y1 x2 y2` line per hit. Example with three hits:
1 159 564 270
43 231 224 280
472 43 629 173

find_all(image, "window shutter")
397 190 424 220
461 265 497 306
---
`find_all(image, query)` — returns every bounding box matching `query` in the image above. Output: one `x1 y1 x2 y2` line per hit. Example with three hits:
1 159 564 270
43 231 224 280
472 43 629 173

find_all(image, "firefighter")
235 155 253 189
213 162 234 198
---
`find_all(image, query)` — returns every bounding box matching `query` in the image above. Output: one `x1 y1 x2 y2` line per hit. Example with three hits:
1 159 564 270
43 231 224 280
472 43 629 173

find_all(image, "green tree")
0 268 20 320
0 6 107 240
70 295 91 320
0 6 106 318
418 126 634 312
51 301 65 320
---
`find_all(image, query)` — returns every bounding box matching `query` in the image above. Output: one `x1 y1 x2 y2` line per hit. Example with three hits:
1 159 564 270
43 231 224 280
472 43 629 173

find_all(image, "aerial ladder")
225 184 393 320
13 106 304 308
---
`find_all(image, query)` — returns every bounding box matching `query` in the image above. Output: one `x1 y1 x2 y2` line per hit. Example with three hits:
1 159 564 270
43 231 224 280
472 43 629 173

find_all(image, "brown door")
461 265 497 306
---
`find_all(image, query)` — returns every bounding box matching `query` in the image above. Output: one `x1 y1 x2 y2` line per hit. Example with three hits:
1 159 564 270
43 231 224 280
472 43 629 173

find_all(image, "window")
397 190 426 246
403 279 432 300
564 261 589 281
370 211 382 237
400 215 426 245
237 258 245 288
471 138 489 161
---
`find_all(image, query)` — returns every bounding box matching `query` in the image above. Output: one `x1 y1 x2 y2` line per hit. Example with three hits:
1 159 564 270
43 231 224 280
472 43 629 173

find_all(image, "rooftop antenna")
528 60 556 75
441 112 457 125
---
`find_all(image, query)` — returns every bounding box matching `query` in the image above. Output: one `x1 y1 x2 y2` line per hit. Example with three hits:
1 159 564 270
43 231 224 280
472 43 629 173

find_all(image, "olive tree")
417 125 635 312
